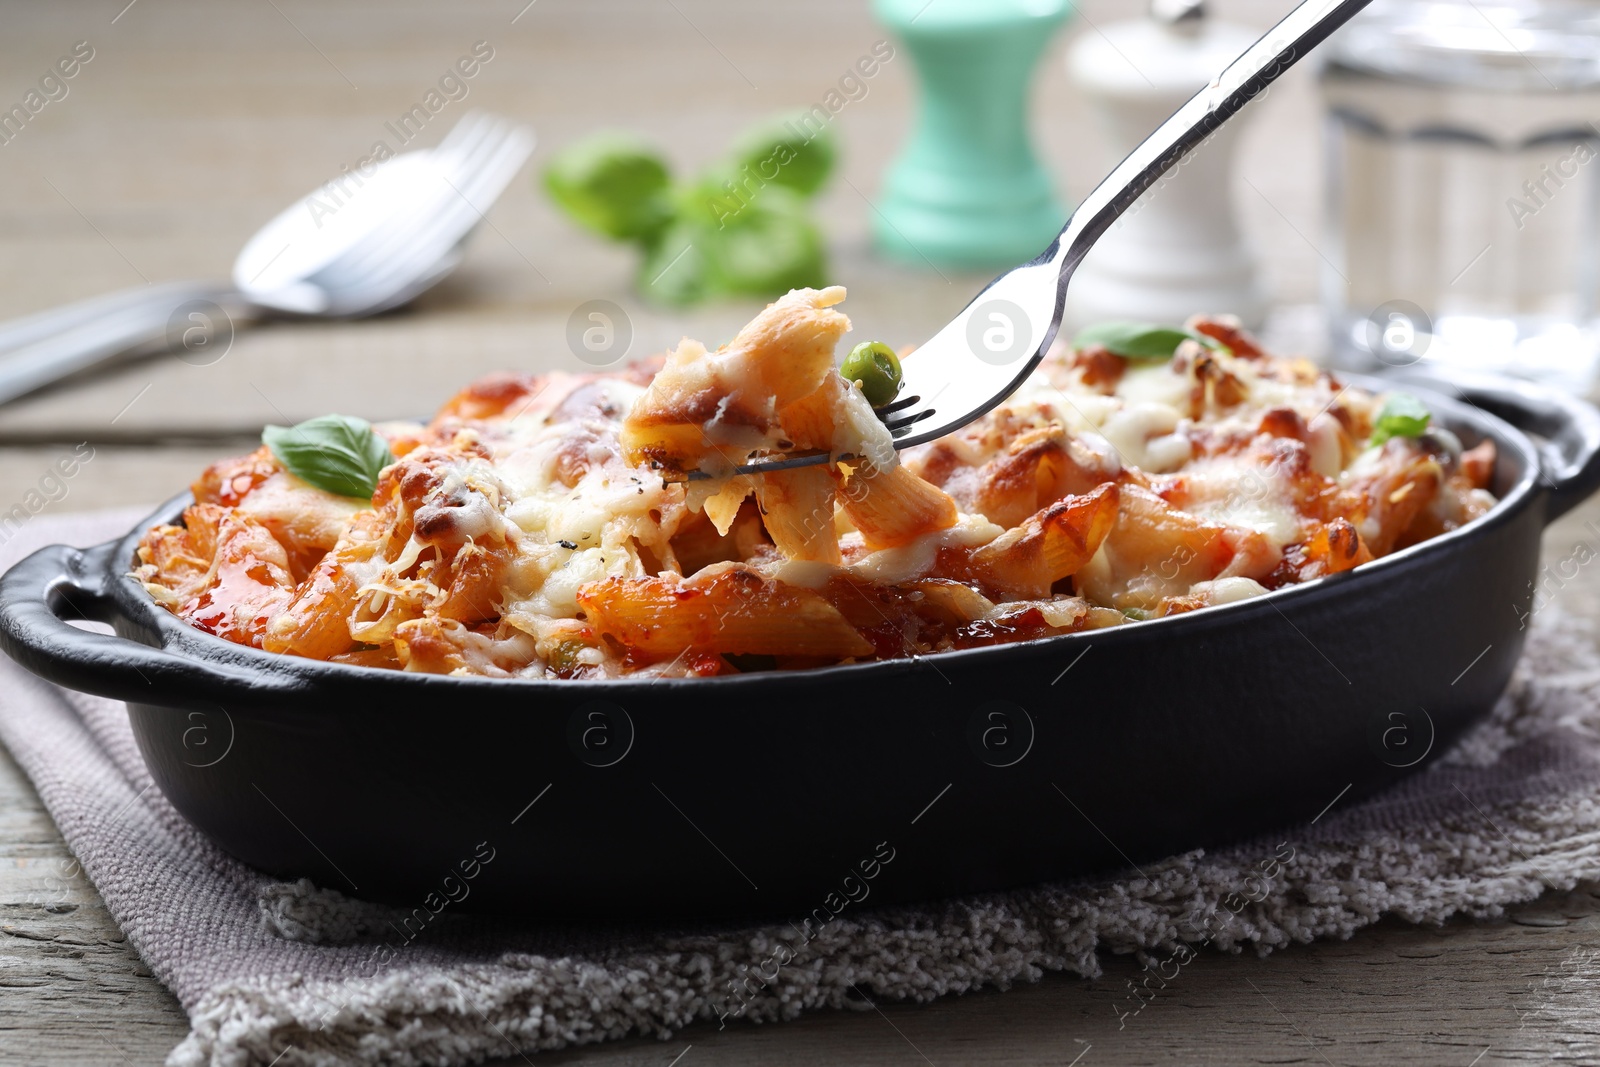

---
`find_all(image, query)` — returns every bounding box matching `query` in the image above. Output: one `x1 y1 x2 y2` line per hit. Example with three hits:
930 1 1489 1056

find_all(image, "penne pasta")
138 504 298 648
835 461 958 550
754 465 841 564
621 288 855 478
578 568 873 659
970 483 1120 599
263 509 387 659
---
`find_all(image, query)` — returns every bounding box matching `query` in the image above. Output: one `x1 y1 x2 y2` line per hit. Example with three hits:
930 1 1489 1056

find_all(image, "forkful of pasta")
628 0 1371 484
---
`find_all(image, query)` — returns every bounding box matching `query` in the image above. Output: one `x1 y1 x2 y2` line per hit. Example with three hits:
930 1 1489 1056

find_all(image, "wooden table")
4 1 1599 1063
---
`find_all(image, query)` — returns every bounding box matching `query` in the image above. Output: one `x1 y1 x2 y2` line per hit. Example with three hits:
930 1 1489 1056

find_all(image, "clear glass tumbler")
1320 0 1600 391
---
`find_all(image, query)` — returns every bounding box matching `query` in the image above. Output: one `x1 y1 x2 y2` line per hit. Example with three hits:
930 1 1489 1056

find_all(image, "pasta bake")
136 287 1497 677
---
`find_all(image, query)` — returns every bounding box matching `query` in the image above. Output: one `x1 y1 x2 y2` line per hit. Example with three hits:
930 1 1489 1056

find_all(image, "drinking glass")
1321 0 1600 390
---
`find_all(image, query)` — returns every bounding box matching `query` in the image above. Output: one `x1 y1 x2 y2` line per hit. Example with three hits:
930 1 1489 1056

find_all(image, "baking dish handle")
0 537 300 709
1413 371 1600 525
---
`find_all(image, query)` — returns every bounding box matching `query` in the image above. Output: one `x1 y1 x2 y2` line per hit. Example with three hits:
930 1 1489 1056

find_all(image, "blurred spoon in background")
0 111 535 407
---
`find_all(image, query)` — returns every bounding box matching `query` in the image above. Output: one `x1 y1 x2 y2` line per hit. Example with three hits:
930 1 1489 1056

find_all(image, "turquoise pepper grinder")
873 0 1072 270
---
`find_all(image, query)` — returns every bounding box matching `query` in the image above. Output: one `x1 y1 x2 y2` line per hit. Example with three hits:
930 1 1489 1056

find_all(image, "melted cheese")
1100 402 1193 472
1191 576 1269 606
850 513 1005 586
1175 456 1305 551
454 376 682 626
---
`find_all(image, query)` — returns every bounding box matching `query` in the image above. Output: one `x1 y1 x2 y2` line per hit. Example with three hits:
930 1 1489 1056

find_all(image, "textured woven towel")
5 509 1600 1067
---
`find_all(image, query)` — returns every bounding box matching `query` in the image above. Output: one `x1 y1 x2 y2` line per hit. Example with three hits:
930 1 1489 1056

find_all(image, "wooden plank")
0 739 192 1065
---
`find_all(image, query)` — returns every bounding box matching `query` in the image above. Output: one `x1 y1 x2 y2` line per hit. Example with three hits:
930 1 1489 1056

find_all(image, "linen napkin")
4 508 1600 1067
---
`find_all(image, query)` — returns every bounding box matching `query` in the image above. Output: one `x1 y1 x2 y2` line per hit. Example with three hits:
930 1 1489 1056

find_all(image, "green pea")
841 341 903 408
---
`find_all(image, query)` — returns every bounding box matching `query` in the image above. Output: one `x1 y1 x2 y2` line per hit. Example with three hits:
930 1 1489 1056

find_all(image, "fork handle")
0 283 252 407
0 281 225 356
1051 0 1373 276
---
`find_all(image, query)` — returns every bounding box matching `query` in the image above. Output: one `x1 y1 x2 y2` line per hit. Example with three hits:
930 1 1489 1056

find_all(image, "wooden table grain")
2 1 1598 1064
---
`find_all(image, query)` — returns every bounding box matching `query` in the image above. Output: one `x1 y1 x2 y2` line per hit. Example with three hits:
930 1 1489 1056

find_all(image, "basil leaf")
644 185 826 306
544 134 674 244
722 113 836 198
1073 321 1217 361
635 221 714 307
703 187 827 297
1369 393 1432 446
543 116 834 307
263 414 394 500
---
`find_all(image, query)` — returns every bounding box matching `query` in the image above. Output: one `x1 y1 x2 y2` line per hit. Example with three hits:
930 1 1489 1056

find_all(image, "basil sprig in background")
544 112 835 307
263 414 394 501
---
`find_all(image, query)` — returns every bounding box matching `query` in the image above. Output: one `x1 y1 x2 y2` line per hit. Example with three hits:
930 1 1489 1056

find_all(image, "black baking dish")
2 372 1597 921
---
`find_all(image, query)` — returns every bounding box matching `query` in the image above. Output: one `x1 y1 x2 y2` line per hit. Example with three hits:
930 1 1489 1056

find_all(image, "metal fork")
0 111 534 407
733 0 1372 477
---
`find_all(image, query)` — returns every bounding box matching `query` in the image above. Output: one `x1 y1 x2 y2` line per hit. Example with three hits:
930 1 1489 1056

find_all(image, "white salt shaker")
1064 0 1267 329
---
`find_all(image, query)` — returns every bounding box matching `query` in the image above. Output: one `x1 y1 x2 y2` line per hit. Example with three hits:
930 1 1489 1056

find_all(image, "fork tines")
877 393 921 414
879 393 932 439
883 407 934 436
